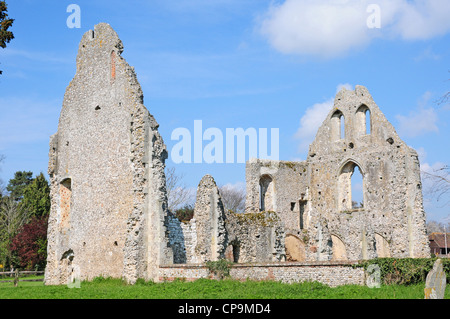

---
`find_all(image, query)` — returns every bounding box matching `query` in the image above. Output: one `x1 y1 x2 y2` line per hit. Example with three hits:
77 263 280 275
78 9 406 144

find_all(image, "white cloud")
260 0 370 58
395 91 439 138
396 107 438 138
415 147 427 163
295 84 353 152
421 161 446 175
336 83 353 92
295 98 334 152
259 0 450 58
393 0 450 40
220 181 246 191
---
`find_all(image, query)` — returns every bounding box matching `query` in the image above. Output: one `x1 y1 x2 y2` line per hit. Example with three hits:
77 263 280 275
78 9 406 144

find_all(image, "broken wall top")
56 22 161 135
308 85 415 160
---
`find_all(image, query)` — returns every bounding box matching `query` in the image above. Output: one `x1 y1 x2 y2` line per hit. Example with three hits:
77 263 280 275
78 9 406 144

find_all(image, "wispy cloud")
395 91 439 138
0 48 73 64
294 83 353 153
413 46 441 62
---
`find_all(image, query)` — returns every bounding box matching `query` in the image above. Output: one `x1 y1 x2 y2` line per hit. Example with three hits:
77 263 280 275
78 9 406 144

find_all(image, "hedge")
356 257 450 285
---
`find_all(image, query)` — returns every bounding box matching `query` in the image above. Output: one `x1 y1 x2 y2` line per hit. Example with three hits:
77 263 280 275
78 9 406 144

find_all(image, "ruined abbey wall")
45 23 171 285
45 23 430 287
245 86 430 262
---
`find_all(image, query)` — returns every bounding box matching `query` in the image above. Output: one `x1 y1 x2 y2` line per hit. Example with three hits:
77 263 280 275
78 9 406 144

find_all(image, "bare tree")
0 154 5 197
219 184 246 214
0 196 29 269
422 165 450 207
426 219 450 234
165 166 195 212
436 71 449 107
0 196 29 238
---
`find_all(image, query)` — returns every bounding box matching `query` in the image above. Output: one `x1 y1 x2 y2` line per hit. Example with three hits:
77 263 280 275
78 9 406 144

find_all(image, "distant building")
429 233 450 256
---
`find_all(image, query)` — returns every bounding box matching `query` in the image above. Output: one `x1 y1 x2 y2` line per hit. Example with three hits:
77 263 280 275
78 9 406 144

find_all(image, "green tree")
21 173 50 218
0 1 14 75
6 171 33 201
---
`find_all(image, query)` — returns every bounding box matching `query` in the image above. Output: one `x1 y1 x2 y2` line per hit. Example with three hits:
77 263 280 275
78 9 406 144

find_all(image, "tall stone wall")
167 175 227 264
45 22 430 286
45 23 171 285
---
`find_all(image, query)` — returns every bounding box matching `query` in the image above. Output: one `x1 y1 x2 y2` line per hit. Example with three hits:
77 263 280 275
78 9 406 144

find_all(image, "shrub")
357 257 450 285
10 215 48 270
175 204 195 222
206 259 234 279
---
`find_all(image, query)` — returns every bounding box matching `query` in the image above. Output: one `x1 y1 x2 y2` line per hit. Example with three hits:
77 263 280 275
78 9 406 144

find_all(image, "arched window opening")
331 235 348 261
356 105 371 136
259 175 274 212
331 110 345 141
351 166 364 209
365 109 371 135
375 233 391 258
338 162 364 211
60 178 72 229
340 114 345 139
285 234 306 262
225 241 240 263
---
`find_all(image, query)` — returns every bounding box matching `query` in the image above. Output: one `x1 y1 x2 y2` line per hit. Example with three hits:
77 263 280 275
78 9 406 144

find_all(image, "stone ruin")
245 85 430 262
45 23 172 285
44 23 430 285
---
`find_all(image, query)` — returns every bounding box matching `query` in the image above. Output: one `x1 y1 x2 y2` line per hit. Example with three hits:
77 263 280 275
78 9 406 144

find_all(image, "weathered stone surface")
45 23 171 285
159 261 366 287
193 175 227 262
45 22 430 286
245 86 430 262
167 175 227 264
424 259 446 299
225 211 286 263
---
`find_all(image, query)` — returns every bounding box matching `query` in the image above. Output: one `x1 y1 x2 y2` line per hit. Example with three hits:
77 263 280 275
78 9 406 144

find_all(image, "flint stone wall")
224 211 286 263
167 175 227 264
45 23 171 285
245 86 430 263
45 22 430 287
159 261 366 287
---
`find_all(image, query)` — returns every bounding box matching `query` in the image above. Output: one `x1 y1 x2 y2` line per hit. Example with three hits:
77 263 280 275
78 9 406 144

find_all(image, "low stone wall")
159 261 366 287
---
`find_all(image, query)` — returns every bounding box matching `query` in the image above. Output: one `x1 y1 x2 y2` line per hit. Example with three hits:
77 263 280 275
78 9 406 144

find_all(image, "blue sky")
0 0 449 222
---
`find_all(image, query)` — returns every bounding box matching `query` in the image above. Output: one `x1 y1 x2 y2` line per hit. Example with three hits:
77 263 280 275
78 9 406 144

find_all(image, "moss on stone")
232 211 280 227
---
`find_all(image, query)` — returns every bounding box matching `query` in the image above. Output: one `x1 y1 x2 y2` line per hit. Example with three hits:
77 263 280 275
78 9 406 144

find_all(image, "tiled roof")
429 233 450 248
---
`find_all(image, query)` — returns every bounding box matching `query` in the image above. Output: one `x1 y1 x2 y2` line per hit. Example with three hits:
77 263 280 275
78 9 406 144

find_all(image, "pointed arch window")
331 110 345 141
259 175 274 212
60 178 72 228
356 105 371 136
338 161 364 211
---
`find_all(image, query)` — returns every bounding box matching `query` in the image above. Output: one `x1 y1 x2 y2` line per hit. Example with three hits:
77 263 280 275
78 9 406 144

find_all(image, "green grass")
0 276 448 299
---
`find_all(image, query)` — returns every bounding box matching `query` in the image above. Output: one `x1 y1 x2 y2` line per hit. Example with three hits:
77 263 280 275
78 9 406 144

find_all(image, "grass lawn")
0 277 448 299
